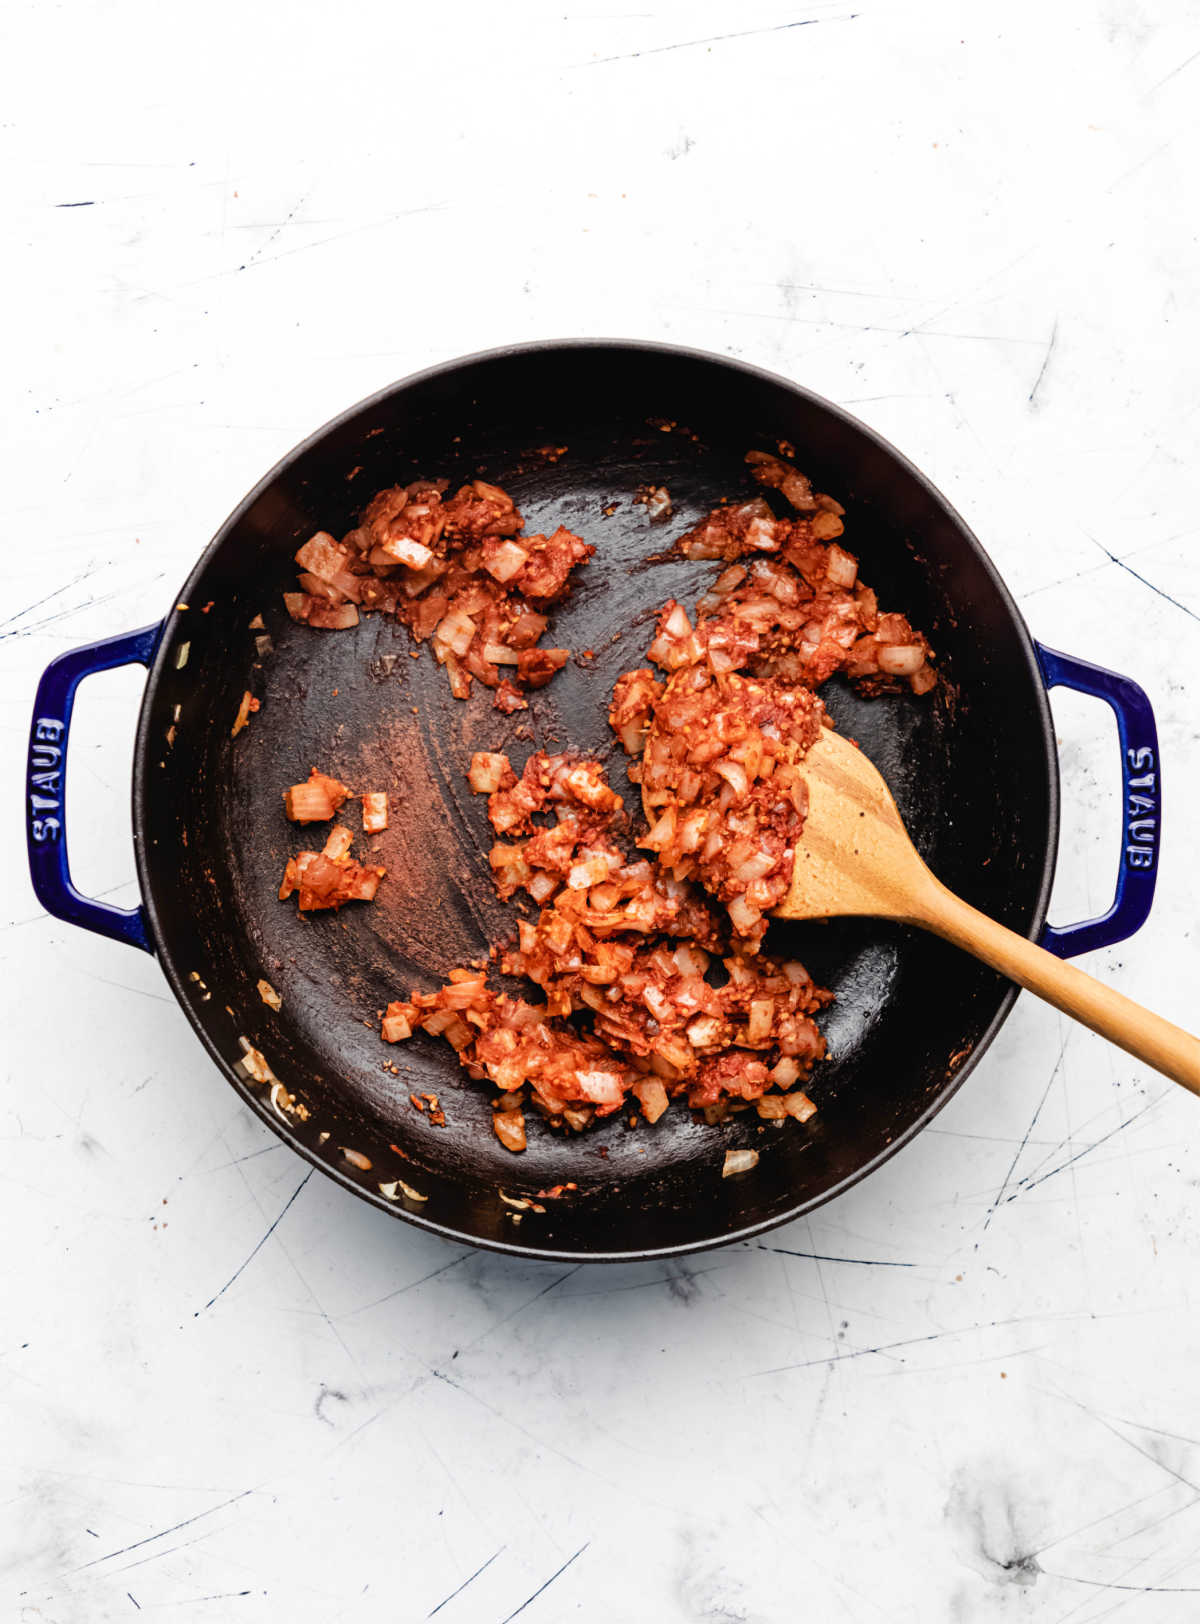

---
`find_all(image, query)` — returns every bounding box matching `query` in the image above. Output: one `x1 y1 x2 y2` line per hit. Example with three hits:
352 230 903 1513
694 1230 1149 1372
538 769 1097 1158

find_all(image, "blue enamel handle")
1036 643 1160 959
26 623 163 952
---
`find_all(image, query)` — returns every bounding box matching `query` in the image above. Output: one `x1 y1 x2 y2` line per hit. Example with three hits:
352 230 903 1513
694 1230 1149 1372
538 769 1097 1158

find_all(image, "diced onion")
810 510 844 540
444 655 471 699
784 1092 817 1122
362 792 389 833
385 536 434 569
574 1070 625 1106
731 850 776 884
747 999 774 1043
492 1110 526 1152
482 642 520 665
665 604 693 640
284 778 341 823
825 544 858 588
468 752 512 794
687 1015 724 1049
379 1179 428 1201
435 608 476 658
231 690 258 737
567 853 614 890
322 825 354 862
381 1008 412 1042
714 759 749 797
640 806 677 852
726 894 760 934
632 1077 670 1122
483 540 531 583
877 644 925 676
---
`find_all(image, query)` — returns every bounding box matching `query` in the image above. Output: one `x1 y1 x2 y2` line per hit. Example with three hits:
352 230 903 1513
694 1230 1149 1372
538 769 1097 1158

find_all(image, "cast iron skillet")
26 342 1161 1261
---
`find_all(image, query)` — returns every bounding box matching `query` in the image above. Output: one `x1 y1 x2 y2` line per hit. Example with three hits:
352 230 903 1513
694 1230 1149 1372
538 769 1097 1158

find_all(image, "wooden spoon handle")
918 880 1200 1096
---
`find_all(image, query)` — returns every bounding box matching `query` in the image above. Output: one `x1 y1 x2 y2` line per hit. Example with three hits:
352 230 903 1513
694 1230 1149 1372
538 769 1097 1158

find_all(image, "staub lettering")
28 717 65 843
1123 745 1158 868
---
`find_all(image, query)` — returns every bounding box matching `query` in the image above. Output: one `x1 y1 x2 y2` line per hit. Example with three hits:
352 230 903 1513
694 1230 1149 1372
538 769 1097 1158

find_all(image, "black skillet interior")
135 343 1055 1259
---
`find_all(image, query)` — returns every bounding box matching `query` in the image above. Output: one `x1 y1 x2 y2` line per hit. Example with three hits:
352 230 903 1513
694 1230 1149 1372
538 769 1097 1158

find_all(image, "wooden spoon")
781 728 1200 1093
653 726 1200 1095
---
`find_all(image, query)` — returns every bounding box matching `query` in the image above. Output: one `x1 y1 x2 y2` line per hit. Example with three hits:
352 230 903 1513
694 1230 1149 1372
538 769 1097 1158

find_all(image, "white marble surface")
5 2 1200 1618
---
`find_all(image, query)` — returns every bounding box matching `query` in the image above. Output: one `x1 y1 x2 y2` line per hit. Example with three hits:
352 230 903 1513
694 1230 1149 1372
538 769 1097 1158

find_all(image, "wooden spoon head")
640 690 932 924
776 727 930 922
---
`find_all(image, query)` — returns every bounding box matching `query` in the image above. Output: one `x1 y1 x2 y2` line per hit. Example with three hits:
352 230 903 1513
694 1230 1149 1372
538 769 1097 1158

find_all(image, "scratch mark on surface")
0 564 106 634
1029 318 1059 405
1097 1418 1200 1493
753 1314 1052 1374
1086 537 1200 625
498 1542 590 1623
238 191 310 271
55 200 96 208
1149 46 1200 93
580 15 856 65
176 208 448 288
928 1125 1056 1145
1062 1391 1200 1493
1041 1572 1200 1593
840 393 931 404
5 879 139 932
69 1489 253 1573
753 1243 917 1268
428 1546 505 1615
195 1170 312 1313
771 282 928 302
901 1342 1049 1376
982 1032 1068 1231
458 1266 583 1352
801 1218 843 1415
1006 1097 1161 1202
671 303 1045 342
65 968 175 1006
2 587 154 640
1110 1416 1200 1453
1108 1490 1200 1560
1009 1088 1146 1190
896 248 1037 340
1032 1485 1171 1561
108 1530 217 1577
426 1370 628 1493
1018 561 1111 602
262 1225 364 1378
1106 141 1173 193
205 1143 288 1173
342 1253 470 1317
175 1594 253 1605
216 1142 363 1378
568 1265 738 1300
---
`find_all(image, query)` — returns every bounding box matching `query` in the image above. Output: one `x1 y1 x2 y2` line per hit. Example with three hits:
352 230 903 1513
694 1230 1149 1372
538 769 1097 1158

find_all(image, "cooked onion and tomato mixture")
277 451 935 1151
284 476 593 708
